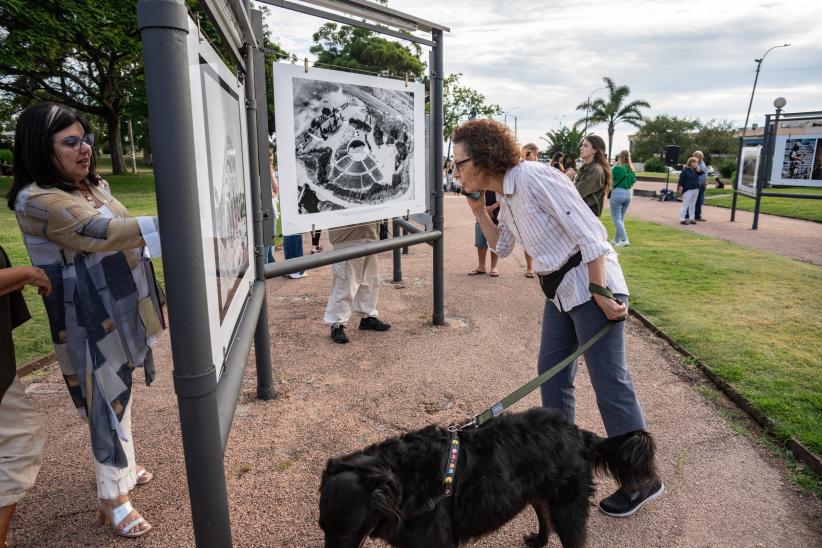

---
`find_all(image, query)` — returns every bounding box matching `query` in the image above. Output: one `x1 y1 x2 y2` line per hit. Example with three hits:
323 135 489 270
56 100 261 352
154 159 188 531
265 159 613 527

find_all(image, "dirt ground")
13 196 822 547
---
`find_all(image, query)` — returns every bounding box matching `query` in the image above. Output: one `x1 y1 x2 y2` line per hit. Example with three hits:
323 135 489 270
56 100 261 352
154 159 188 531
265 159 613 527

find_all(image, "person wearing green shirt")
610 150 637 247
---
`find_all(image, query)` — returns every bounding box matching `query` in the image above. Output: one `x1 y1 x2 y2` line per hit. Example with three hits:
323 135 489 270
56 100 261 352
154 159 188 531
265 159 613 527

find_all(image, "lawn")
704 186 822 223
3 174 821 457
603 211 822 455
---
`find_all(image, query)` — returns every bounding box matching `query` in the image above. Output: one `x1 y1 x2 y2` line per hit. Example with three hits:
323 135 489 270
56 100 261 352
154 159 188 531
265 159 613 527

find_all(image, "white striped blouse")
490 161 629 312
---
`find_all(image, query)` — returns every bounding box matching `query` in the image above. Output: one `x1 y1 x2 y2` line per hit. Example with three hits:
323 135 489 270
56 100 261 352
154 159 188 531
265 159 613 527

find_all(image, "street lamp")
553 114 566 129
582 85 607 136
740 43 790 138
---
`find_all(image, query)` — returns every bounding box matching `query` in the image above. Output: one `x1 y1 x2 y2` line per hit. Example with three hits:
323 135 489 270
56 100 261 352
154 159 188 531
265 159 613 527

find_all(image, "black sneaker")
696 217 707 221
330 325 349 344
599 480 664 518
359 316 391 331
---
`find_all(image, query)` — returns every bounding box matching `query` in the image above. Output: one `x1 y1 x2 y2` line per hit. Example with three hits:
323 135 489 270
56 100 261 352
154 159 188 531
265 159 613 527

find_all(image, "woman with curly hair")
452 118 663 518
574 135 612 216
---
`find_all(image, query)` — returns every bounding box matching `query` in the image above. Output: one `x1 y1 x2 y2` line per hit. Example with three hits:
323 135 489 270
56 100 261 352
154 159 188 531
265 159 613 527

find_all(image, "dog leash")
458 283 624 430
407 285 625 520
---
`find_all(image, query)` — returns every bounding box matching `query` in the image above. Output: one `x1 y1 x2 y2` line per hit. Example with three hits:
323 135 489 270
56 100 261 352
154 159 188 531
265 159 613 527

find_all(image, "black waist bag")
538 251 583 299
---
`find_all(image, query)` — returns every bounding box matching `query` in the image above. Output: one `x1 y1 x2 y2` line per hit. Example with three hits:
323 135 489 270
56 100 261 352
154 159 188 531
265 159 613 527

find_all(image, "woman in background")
574 135 611 217
610 150 637 247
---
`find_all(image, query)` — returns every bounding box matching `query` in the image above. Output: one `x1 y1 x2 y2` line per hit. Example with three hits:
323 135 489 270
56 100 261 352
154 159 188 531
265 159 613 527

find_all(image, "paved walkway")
13 196 822 546
626 182 822 266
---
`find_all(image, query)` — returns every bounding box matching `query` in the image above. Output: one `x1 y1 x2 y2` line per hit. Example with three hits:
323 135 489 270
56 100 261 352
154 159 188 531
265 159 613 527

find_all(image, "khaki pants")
0 377 45 507
323 242 381 326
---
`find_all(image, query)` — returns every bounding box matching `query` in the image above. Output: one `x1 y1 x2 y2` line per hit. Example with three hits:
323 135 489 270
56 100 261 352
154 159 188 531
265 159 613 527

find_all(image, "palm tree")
541 126 585 166
574 77 650 160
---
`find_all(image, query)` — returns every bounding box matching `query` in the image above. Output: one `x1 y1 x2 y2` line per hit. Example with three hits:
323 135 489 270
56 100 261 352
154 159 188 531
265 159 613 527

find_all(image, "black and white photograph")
187 15 256 378
738 146 761 197
770 131 822 187
780 138 816 180
274 63 427 235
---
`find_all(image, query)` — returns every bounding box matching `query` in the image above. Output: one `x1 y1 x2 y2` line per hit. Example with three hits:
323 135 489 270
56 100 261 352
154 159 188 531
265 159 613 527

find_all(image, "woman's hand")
466 190 486 217
593 292 627 321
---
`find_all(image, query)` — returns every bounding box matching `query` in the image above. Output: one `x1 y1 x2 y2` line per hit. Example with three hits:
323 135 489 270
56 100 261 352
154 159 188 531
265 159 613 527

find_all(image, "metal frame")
138 0 447 545
731 110 822 229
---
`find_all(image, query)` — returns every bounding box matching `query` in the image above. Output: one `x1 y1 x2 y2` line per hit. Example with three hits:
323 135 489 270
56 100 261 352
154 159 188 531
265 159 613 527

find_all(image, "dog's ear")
366 468 403 536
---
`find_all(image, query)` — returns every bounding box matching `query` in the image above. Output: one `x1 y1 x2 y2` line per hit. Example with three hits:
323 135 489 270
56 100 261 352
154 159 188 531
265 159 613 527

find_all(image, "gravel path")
13 196 822 547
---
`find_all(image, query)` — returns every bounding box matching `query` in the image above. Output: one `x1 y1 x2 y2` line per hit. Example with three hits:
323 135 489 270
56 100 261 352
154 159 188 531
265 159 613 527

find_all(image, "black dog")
319 407 656 548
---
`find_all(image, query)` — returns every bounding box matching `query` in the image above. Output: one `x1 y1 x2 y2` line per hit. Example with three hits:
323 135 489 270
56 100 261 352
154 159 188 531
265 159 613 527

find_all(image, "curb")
629 308 822 476
17 352 56 378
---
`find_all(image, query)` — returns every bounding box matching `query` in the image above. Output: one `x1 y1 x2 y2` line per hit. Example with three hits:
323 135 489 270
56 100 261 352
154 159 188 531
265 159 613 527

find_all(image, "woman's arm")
0 265 51 297
586 255 627 320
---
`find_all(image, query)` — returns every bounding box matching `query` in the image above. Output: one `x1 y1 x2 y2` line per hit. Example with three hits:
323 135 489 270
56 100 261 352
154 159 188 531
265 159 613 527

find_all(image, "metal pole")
731 137 741 221
753 109 782 230
127 119 137 174
136 1 232 546
431 29 445 325
392 221 402 282
247 10 276 401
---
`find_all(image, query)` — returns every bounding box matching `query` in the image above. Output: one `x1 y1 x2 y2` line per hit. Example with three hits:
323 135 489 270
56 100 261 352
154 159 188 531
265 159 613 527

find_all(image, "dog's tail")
582 430 657 490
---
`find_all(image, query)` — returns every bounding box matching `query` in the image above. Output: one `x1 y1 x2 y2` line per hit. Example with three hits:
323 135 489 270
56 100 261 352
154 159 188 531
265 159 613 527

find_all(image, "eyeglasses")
453 157 471 172
56 134 95 150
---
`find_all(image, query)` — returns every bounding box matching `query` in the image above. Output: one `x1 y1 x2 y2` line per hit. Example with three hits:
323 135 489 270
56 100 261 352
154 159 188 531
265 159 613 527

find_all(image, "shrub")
644 157 665 173
719 158 736 178
0 148 11 165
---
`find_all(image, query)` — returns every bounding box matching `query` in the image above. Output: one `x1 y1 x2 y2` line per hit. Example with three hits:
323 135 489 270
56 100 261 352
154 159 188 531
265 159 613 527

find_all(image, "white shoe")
285 272 307 279
614 240 630 247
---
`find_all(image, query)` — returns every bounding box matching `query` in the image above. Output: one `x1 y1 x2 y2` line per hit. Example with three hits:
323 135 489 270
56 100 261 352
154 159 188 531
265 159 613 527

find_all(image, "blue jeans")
537 295 646 437
283 234 304 276
693 185 706 220
609 187 632 243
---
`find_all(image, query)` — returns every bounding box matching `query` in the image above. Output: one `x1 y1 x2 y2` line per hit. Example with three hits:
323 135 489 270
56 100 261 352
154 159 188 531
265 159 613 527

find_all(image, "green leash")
463 283 624 429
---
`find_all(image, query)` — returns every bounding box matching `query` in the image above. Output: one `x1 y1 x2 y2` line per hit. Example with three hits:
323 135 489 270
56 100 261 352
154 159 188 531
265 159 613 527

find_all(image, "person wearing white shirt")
452 118 663 518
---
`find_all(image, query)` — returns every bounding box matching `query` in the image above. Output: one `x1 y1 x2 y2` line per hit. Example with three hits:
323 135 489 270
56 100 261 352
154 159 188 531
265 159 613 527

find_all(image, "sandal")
488 270 500 277
467 269 486 275
135 466 153 486
525 270 535 278
98 500 152 538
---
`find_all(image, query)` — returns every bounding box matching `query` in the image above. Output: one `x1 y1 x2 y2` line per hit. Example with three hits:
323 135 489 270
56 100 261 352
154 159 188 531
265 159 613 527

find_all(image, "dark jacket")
0 245 31 404
574 162 606 216
678 167 701 192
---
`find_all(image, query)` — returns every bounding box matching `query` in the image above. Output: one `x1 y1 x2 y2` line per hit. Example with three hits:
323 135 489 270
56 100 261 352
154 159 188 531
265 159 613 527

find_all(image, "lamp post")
553 114 566 129
740 43 790 138
582 85 607 136
753 96 786 229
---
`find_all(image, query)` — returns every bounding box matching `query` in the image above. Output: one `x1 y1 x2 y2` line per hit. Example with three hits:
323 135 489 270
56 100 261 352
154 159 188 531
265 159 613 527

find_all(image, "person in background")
0 245 50 547
692 150 708 221
677 157 701 225
565 166 576 181
454 118 663 518
311 229 323 254
264 151 280 264
324 222 391 344
574 135 611 216
610 150 637 247
550 151 566 172
8 102 164 538
468 186 501 277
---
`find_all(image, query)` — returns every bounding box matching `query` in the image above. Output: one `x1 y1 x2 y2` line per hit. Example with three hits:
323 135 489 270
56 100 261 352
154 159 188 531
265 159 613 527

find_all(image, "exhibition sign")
273 63 427 234
768 118 822 187
186 16 256 379
738 146 762 198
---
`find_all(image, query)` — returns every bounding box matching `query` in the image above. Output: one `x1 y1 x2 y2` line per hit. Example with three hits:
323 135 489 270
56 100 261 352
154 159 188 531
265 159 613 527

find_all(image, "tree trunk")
607 123 615 162
142 147 152 167
104 114 126 175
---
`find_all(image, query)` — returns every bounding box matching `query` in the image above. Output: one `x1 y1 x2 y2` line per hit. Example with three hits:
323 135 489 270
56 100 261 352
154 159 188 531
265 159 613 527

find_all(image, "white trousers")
94 400 138 500
324 243 381 326
680 189 699 221
0 377 45 507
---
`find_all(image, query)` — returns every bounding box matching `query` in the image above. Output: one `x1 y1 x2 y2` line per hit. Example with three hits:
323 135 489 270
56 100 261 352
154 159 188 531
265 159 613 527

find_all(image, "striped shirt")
490 161 629 312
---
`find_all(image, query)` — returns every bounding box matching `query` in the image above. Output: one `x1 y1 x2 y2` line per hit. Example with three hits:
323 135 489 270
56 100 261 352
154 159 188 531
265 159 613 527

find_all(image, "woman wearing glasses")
7 103 164 538
453 118 663 518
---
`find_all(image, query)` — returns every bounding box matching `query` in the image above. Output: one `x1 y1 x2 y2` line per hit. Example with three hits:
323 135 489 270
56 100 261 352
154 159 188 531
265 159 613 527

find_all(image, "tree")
443 73 502 160
631 115 698 163
574 77 650 160
309 23 425 79
541 126 585 167
691 119 737 163
0 0 145 174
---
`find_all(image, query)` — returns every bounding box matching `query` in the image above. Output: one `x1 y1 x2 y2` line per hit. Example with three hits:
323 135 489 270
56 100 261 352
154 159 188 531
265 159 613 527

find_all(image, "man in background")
693 150 708 221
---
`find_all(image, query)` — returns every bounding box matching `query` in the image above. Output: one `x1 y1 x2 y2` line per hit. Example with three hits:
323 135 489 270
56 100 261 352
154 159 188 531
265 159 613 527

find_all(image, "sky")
258 0 822 156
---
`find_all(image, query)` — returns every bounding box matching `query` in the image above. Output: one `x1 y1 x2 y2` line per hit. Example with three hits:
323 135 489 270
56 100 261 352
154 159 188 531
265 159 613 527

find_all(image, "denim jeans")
283 234 304 275
537 295 646 437
609 187 632 243
694 185 706 220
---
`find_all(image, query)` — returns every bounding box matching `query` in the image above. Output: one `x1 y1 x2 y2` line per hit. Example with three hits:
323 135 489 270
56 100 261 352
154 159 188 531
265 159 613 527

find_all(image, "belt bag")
538 251 583 299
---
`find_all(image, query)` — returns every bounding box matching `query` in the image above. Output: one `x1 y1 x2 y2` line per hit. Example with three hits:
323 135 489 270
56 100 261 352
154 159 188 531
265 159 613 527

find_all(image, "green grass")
603 211 822 456
704 186 822 223
1 174 161 364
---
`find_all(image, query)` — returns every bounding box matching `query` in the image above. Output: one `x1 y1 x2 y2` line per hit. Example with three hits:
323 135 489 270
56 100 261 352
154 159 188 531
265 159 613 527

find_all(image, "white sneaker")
285 272 307 279
614 240 630 247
